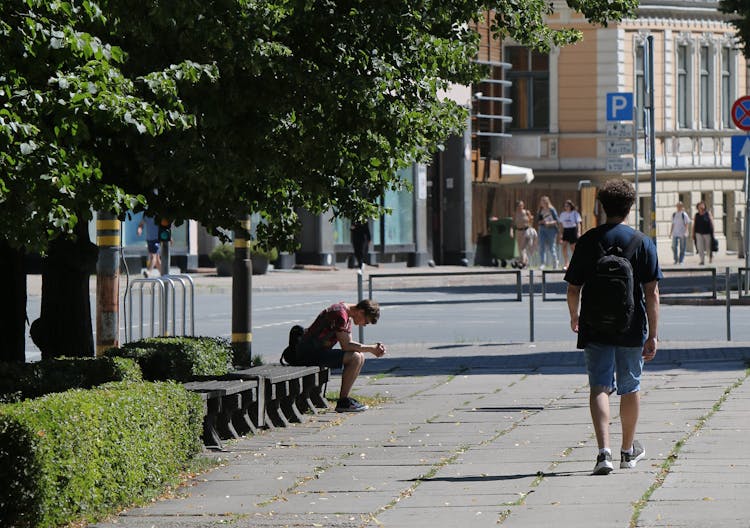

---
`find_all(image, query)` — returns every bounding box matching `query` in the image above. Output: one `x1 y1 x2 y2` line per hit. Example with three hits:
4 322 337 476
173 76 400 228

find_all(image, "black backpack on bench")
280 325 305 366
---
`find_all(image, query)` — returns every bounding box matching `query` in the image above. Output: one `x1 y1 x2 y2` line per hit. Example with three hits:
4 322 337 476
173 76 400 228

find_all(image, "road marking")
253 301 324 312
253 319 304 329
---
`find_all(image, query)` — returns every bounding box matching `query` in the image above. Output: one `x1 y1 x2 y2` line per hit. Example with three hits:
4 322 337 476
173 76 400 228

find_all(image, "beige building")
496 0 748 262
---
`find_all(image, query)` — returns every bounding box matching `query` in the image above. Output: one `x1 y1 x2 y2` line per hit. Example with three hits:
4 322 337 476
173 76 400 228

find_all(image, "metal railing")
126 274 195 342
367 270 523 301
541 267 719 301
357 266 750 343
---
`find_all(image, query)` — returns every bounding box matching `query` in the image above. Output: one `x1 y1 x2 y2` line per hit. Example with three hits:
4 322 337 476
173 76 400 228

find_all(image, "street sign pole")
745 156 749 292
633 105 639 230
646 36 657 245
730 97 750 291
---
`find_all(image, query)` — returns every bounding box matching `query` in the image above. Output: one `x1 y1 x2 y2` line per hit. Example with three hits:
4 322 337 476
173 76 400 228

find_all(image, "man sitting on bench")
296 300 386 413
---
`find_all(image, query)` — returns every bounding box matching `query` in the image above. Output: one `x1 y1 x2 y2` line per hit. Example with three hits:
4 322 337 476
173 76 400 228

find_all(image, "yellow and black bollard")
96 212 121 356
231 216 253 366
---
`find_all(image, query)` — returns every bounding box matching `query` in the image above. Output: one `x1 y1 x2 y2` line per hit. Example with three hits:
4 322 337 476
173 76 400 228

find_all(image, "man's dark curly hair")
598 179 635 219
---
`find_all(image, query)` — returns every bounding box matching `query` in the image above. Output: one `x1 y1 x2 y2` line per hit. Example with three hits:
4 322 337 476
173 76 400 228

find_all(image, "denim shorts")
584 342 644 395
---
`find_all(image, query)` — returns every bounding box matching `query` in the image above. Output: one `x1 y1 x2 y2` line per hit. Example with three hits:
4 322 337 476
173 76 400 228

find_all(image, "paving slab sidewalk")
90 341 750 528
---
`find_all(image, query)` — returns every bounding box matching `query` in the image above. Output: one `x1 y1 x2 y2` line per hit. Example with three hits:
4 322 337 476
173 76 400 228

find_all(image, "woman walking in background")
691 201 714 265
536 195 560 269
559 200 582 270
512 200 534 268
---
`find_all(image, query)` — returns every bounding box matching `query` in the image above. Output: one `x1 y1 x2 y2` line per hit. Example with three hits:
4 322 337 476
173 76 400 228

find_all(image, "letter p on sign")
606 92 634 121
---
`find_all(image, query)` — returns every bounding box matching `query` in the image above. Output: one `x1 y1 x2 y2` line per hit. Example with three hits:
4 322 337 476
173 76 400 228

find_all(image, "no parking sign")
731 96 750 131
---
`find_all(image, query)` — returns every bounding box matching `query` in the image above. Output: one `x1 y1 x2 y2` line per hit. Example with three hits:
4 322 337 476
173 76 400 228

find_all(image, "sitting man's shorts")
296 340 345 369
584 343 644 395
147 239 160 254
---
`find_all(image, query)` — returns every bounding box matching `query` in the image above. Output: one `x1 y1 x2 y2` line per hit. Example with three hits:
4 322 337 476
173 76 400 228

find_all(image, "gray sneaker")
593 451 613 475
620 440 645 469
335 397 368 413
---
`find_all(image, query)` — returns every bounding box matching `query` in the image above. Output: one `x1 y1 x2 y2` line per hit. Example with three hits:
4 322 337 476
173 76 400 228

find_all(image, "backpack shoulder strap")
623 231 645 260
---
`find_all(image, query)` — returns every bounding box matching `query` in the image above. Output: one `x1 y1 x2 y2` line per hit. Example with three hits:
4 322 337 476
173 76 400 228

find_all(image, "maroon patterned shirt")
302 302 351 349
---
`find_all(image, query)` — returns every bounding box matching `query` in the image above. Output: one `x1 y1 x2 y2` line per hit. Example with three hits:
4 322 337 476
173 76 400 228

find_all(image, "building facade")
500 0 748 261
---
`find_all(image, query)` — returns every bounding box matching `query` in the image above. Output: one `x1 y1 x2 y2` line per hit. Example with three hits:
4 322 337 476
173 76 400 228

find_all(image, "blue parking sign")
606 93 634 121
731 135 750 172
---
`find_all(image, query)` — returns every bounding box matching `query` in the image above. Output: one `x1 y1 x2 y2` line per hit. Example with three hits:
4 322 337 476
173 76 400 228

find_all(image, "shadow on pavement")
361 346 750 377
405 470 590 483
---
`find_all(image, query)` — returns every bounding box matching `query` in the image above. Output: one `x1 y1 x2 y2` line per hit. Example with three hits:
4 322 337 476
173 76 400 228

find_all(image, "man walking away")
669 202 690 265
295 300 386 412
564 179 662 475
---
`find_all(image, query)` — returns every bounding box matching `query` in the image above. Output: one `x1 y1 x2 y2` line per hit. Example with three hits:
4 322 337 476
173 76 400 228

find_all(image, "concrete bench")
183 378 261 449
227 365 330 428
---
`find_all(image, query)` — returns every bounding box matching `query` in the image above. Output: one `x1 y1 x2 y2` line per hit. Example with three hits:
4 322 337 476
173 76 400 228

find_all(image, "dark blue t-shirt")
564 223 663 349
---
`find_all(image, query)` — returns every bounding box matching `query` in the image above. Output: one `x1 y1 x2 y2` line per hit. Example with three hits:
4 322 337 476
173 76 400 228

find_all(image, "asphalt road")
23 273 750 363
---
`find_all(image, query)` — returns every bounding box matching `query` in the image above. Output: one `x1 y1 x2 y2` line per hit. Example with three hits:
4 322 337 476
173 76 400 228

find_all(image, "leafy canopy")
720 0 750 58
1 0 637 252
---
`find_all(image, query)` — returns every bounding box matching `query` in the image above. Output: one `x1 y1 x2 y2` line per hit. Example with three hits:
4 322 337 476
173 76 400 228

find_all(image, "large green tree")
720 0 750 58
0 0 214 359
1 0 637 360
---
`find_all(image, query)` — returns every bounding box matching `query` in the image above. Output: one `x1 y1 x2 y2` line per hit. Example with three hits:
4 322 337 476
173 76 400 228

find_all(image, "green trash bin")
488 217 517 266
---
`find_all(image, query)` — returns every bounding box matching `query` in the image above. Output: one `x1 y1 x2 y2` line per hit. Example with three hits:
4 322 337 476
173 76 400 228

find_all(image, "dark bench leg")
232 389 259 436
217 394 242 439
265 381 289 428
281 378 305 423
266 398 290 428
309 369 330 410
298 373 320 414
203 398 223 449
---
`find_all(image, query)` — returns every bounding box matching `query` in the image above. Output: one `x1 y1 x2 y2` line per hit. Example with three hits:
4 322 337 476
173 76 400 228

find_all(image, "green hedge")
0 381 203 528
106 336 232 381
0 357 142 403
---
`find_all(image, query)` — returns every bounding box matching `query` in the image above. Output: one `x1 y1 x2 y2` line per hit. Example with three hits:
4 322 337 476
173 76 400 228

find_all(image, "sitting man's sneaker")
620 440 645 469
335 397 368 413
593 451 614 475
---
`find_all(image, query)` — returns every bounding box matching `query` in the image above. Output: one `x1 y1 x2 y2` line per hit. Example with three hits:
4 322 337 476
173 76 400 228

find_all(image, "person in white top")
669 202 690 265
559 200 582 270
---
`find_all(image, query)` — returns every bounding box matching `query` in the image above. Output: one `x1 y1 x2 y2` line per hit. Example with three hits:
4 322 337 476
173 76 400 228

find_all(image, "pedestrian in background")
536 195 560 269
350 221 371 269
669 202 690 265
691 202 714 265
512 200 534 268
565 179 662 475
559 199 582 270
137 215 161 277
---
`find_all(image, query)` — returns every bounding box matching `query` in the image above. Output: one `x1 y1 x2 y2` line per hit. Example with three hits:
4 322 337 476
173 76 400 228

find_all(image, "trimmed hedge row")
0 357 142 403
106 336 233 381
0 381 203 528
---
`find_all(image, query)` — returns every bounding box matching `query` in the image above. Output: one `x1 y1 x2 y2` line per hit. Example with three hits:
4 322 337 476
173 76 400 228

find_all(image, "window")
506 46 549 131
721 46 733 128
699 45 712 128
676 44 689 128
635 43 645 130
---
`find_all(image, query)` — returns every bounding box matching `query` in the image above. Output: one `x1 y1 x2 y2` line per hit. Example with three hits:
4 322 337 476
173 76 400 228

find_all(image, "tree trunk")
30 223 98 359
0 240 27 363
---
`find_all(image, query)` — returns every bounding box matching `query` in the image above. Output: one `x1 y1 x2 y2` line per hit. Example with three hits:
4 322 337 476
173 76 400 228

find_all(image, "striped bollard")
232 216 253 366
96 212 121 355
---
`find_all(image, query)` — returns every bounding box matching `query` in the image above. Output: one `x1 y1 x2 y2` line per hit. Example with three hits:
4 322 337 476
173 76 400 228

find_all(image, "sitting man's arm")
337 331 386 357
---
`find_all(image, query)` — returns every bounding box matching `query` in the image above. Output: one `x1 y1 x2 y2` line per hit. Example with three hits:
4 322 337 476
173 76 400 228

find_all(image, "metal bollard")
726 267 731 342
529 270 535 342
357 269 364 343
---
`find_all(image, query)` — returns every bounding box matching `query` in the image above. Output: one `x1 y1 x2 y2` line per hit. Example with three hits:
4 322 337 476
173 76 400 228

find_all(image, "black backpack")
280 325 305 366
580 232 644 338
